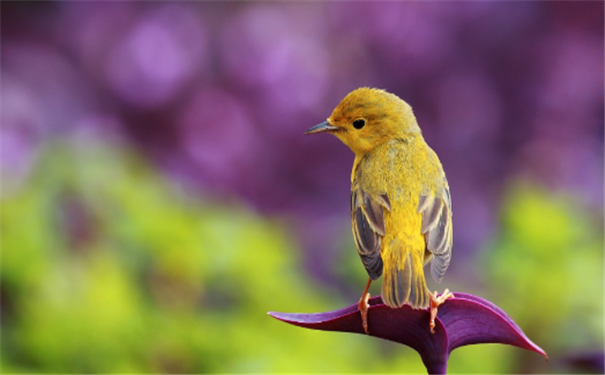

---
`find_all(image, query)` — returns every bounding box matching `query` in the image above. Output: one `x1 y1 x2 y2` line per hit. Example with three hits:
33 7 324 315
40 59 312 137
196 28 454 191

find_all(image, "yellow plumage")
306 87 453 315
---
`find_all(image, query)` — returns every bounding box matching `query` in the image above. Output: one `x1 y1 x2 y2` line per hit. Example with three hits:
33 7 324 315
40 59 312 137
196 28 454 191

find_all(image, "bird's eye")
353 119 366 129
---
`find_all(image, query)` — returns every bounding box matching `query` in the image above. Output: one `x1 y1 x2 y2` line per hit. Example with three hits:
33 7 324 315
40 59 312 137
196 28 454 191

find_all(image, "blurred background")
1 1 603 373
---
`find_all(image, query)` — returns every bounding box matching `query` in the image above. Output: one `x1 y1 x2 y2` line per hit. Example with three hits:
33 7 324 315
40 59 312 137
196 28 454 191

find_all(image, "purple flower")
269 292 547 374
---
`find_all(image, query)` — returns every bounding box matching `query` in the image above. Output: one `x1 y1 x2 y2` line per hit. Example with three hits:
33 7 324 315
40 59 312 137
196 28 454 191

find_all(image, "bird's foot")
358 292 370 334
430 288 454 334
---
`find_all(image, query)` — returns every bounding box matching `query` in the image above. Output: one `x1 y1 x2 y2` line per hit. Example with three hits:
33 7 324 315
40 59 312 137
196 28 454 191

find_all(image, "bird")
305 87 453 334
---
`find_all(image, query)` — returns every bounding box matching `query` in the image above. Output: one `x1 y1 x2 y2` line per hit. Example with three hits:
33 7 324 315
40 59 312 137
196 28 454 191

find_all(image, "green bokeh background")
2 142 602 374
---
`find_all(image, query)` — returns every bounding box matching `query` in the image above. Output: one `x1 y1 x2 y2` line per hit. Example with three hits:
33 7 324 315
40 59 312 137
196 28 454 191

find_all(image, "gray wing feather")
418 184 453 283
351 188 388 280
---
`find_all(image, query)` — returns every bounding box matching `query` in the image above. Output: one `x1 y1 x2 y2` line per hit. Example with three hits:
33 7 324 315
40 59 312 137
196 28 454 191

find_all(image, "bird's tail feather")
381 239 430 309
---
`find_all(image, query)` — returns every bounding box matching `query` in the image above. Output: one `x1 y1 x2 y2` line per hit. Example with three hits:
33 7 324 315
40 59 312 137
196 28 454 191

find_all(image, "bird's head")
305 87 421 155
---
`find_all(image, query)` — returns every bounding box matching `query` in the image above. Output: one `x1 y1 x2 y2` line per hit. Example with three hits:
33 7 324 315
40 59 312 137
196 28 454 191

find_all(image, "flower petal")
434 293 547 359
269 292 547 374
270 296 449 373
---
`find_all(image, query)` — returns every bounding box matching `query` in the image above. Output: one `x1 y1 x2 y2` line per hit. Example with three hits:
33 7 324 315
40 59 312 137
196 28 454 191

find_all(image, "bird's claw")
430 288 454 334
358 292 370 334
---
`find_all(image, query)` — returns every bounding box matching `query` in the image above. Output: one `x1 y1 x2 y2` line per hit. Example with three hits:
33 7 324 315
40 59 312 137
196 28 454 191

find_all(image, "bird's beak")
304 121 338 135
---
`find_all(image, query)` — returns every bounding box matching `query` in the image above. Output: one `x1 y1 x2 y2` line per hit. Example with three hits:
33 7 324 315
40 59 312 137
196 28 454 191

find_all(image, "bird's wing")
418 183 453 283
350 188 391 280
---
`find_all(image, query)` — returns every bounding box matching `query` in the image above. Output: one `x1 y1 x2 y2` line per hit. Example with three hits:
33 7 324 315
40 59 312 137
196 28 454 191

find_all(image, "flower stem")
424 360 448 374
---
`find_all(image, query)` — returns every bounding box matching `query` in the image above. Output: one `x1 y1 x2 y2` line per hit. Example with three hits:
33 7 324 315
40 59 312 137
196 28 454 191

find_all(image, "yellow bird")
305 87 453 334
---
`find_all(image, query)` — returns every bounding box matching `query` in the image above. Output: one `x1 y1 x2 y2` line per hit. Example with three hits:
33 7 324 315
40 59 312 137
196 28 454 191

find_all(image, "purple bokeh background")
2 2 603 283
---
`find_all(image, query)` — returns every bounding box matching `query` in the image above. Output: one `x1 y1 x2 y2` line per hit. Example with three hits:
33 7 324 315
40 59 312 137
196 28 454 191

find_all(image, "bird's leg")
358 277 372 334
429 288 454 334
